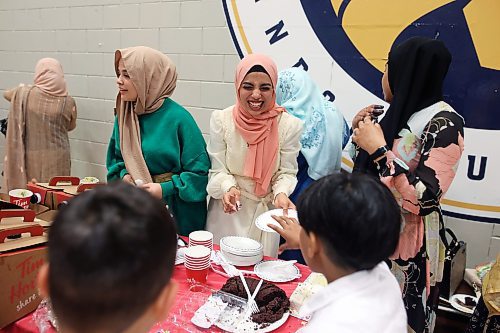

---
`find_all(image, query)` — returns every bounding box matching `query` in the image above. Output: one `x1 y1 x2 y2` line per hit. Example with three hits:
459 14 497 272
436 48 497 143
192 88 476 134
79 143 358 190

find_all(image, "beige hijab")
4 58 69 191
4 85 30 191
34 58 68 97
114 46 177 183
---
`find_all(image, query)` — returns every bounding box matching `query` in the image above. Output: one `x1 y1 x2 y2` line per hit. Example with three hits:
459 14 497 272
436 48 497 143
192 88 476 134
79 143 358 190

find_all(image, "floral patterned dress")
465 296 500 333
370 102 465 333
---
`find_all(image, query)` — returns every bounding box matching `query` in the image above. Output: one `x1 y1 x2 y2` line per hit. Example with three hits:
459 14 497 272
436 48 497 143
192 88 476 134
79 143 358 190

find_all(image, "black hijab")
353 37 452 175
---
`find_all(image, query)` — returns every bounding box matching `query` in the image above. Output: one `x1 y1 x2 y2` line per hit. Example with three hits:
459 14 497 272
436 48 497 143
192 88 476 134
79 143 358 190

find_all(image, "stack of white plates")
220 236 263 267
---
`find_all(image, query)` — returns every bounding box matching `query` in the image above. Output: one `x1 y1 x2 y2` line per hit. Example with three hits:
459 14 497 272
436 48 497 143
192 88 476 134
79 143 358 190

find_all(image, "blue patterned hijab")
276 68 347 179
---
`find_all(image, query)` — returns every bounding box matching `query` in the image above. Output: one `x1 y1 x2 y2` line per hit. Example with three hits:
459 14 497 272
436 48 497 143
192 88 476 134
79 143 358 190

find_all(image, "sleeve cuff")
273 186 291 199
120 169 129 179
221 179 237 193
375 151 410 177
161 181 175 198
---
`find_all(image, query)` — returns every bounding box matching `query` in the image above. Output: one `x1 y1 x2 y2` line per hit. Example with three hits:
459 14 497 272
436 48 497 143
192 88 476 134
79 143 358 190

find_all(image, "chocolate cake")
220 276 290 324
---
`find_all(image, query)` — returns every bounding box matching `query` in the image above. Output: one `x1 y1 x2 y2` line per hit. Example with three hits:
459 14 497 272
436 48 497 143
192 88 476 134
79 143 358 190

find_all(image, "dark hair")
48 182 177 332
247 64 268 74
297 173 400 271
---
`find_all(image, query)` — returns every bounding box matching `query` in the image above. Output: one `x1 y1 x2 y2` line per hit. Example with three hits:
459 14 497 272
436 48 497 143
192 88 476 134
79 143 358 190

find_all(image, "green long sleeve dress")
107 98 210 235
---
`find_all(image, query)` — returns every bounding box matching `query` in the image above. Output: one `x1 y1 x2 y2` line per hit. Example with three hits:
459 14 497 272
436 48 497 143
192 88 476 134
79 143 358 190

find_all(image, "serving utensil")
244 279 263 318
238 272 259 314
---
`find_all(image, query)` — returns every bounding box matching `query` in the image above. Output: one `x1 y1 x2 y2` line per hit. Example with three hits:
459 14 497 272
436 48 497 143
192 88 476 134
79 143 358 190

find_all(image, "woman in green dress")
107 46 210 235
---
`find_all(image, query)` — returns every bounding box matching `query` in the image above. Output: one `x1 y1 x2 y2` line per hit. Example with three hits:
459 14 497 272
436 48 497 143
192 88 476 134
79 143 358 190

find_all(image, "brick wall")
0 0 239 181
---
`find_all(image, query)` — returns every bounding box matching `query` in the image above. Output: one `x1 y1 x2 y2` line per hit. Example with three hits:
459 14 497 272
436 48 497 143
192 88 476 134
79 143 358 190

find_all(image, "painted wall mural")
223 0 500 223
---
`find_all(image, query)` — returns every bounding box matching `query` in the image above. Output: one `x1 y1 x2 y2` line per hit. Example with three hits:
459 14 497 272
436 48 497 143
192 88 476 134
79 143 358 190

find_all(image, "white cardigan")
206 106 303 256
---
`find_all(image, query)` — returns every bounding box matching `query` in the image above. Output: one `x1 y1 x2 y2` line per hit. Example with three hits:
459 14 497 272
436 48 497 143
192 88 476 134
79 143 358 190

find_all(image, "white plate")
216 311 290 333
175 247 186 265
254 260 301 283
221 236 263 254
449 294 478 314
80 176 99 184
255 209 299 233
221 249 263 267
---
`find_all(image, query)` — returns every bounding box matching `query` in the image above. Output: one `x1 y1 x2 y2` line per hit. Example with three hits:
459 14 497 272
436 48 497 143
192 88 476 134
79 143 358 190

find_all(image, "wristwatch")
370 145 390 161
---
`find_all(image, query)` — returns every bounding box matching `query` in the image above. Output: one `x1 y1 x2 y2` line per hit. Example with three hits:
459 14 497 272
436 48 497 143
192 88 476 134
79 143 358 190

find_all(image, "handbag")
440 227 467 299
0 118 7 137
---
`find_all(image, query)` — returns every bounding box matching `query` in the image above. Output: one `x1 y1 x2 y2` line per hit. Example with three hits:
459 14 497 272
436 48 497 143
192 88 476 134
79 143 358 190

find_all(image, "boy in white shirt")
270 173 407 332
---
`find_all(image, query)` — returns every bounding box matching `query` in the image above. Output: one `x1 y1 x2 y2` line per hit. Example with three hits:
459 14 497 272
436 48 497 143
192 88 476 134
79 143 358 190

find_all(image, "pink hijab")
233 54 284 196
33 58 68 97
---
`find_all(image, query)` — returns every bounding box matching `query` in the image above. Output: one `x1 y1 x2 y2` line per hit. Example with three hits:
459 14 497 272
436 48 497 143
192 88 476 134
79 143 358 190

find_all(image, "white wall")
445 216 498 268
0 0 239 182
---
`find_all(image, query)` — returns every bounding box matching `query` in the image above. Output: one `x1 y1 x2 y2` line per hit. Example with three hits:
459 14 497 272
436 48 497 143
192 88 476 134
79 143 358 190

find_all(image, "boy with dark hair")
270 173 406 332
37 182 178 333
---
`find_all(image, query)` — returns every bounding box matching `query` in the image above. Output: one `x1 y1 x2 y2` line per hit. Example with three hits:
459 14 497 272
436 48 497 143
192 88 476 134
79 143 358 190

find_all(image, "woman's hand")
268 215 301 254
122 174 134 184
222 186 241 214
273 193 296 215
352 104 384 130
141 183 163 199
352 116 387 154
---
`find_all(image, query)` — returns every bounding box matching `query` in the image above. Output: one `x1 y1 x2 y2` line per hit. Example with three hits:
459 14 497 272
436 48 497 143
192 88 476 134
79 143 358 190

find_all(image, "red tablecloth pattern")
1 246 310 333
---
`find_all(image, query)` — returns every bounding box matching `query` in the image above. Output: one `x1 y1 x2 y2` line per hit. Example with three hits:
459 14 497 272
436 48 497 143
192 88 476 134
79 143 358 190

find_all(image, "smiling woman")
238 70 274 116
205 54 303 257
116 59 138 102
106 46 210 236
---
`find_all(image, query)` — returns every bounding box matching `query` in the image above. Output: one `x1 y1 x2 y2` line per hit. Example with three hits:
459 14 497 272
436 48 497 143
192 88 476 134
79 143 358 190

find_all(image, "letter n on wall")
265 20 289 45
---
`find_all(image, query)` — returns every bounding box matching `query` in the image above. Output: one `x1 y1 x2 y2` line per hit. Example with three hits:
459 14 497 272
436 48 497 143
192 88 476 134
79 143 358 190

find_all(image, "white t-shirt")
298 262 407 333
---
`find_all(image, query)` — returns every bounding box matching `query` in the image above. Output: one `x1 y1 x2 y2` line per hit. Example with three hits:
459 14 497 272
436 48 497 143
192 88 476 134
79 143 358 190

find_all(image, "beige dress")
3 85 77 191
206 106 302 257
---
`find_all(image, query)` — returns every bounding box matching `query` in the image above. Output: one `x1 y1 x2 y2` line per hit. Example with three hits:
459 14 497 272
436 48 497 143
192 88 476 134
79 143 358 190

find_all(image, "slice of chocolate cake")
220 276 290 325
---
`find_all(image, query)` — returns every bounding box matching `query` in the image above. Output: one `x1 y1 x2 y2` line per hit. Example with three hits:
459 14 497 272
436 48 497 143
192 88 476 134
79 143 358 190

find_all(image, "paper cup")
189 230 213 242
189 231 213 250
189 241 213 251
184 245 211 259
9 189 33 209
185 266 209 284
184 245 211 280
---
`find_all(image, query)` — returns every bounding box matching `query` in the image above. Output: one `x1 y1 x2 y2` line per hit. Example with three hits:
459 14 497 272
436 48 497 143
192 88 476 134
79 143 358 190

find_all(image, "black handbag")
0 118 7 137
440 227 467 299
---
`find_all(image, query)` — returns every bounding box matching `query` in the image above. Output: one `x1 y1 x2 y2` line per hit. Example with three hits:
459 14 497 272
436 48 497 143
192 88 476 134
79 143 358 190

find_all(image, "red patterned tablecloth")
1 245 310 333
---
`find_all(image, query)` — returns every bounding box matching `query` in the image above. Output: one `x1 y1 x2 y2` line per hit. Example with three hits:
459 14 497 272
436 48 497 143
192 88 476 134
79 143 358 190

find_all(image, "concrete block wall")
0 0 239 181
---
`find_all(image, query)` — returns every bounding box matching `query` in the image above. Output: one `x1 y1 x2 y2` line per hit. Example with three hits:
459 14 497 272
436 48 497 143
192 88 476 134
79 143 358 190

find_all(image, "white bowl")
220 248 263 267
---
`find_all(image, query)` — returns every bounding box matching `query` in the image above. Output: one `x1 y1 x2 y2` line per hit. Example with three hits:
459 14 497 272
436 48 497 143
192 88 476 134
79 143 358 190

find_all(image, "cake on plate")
220 276 290 325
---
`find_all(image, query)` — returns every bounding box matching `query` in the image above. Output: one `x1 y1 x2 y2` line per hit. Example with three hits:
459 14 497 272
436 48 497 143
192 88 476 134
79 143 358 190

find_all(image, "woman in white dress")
206 54 302 257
